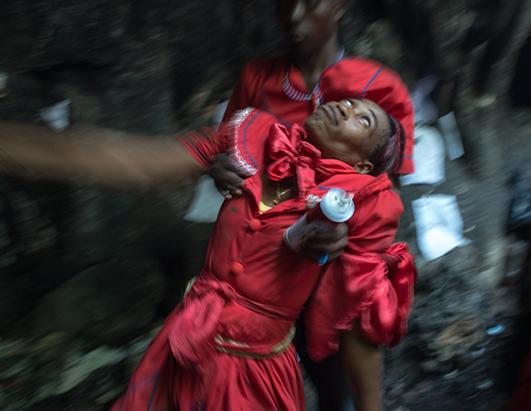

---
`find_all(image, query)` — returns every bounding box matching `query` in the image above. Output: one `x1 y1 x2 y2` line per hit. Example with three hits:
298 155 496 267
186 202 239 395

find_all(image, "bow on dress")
266 123 354 198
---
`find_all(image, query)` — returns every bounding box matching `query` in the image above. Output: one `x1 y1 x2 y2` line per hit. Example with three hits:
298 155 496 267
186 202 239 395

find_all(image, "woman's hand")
209 153 248 199
300 222 349 263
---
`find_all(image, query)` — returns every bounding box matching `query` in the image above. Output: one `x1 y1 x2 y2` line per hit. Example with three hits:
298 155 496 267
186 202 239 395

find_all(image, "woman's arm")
341 323 383 411
0 121 203 189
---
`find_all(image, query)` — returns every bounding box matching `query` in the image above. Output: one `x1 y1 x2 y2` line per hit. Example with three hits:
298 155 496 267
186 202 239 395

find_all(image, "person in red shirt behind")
210 1 415 408
0 96 415 411
213 0 414 198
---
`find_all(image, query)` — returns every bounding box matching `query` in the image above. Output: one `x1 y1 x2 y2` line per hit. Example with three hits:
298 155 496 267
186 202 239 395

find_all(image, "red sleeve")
177 126 227 169
178 108 278 173
180 61 264 165
304 188 416 361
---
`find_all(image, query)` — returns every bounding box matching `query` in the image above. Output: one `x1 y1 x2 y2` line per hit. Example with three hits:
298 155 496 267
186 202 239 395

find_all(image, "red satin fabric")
267 123 321 193
111 276 304 411
223 55 415 174
305 204 415 361
359 243 416 346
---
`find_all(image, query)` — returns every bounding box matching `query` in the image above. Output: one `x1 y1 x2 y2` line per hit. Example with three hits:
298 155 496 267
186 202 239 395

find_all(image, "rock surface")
1 0 531 410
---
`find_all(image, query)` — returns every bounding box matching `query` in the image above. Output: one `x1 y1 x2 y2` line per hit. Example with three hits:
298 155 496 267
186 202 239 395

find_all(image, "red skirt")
111 279 305 411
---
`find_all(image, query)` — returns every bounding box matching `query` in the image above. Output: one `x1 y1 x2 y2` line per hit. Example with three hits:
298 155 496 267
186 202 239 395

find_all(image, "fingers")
213 154 250 178
218 189 232 199
210 154 246 198
211 164 245 187
314 222 349 242
217 182 243 198
301 237 348 262
221 173 245 190
214 177 243 198
299 223 349 263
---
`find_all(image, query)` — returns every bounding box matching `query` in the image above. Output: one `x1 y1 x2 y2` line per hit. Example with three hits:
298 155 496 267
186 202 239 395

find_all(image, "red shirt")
224 55 415 174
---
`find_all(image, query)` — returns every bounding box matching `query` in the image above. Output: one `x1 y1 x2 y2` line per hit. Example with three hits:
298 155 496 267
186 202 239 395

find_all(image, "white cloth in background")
400 126 446 186
211 100 228 126
412 194 470 261
411 75 439 126
407 78 469 262
438 111 465 160
184 175 225 223
184 100 229 223
40 99 71 132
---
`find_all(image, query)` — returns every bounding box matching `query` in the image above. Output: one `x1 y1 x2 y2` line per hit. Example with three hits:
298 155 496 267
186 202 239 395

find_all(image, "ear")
354 160 374 174
332 0 347 21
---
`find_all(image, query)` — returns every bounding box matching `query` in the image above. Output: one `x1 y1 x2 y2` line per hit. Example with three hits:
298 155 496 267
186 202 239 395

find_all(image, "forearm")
0 121 203 188
341 324 383 411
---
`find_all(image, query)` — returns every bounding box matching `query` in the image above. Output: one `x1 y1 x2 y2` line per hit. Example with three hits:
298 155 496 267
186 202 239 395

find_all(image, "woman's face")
277 0 345 56
305 98 391 166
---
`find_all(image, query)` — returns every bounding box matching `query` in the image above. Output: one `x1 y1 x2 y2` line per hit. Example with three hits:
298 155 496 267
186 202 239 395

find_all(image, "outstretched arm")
0 121 204 189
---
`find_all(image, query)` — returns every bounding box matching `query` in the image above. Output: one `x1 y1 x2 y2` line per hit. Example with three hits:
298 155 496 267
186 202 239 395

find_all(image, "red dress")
224 55 415 174
111 109 415 411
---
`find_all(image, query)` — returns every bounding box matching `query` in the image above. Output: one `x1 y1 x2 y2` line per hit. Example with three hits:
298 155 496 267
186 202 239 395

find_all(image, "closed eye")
359 116 371 128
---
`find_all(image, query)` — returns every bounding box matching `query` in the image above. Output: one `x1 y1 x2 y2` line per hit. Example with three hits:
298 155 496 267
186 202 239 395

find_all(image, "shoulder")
337 173 403 248
331 172 396 199
225 107 277 133
339 56 385 70
355 174 403 219
224 108 278 175
321 56 410 101
327 172 403 220
338 56 405 81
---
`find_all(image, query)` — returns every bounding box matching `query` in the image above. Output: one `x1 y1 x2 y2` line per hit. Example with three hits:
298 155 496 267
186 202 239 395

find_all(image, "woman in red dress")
207 3 417 409
0 96 415 411
112 97 415 411
209 11 414 411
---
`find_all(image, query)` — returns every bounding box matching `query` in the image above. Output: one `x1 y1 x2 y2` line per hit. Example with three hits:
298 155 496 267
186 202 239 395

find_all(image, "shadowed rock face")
1 0 530 410
0 0 285 132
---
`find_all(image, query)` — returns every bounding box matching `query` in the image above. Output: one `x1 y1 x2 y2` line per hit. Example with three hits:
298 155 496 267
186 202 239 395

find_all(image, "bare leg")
341 324 383 411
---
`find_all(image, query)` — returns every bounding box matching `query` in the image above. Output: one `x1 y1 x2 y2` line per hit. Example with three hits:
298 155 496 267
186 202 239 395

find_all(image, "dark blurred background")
0 1 530 410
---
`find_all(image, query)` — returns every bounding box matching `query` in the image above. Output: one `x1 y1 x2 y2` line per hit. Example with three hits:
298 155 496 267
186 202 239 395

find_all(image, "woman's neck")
292 35 340 90
261 176 297 208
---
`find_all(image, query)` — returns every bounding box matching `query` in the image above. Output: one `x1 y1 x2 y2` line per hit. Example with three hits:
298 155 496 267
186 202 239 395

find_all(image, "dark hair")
369 115 405 176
